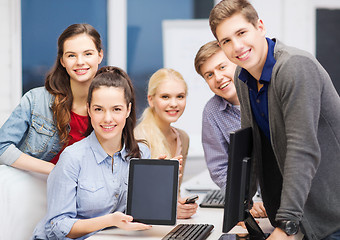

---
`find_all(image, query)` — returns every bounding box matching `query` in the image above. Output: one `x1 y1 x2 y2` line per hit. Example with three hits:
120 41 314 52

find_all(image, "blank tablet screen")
126 159 179 225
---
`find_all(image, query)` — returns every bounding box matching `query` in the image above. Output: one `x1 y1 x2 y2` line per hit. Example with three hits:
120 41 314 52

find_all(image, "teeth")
102 125 114 129
167 110 178 114
238 51 249 59
75 69 87 72
219 82 230 89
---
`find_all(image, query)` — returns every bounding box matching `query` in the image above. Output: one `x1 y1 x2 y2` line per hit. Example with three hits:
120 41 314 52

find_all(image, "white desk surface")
88 170 274 240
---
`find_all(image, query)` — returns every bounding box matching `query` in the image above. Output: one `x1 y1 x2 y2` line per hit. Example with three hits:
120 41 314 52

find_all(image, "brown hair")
85 66 142 159
194 40 222 76
209 0 259 40
45 23 102 144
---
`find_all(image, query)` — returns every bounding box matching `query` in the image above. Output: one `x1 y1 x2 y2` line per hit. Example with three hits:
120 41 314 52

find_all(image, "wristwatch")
277 220 299 236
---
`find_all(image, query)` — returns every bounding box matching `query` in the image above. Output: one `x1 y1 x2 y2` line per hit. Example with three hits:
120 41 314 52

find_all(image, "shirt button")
256 99 260 104
261 113 264 117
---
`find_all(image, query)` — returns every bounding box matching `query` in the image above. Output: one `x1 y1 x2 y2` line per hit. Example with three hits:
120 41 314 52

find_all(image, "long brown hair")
45 23 103 144
85 66 143 159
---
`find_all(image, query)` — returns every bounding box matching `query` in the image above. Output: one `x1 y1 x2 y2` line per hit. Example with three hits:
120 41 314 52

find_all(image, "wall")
1 0 339 149
0 0 21 126
163 19 215 157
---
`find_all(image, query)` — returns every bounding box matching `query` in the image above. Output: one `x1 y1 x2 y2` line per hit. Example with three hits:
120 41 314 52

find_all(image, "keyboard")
199 189 224 208
162 224 214 240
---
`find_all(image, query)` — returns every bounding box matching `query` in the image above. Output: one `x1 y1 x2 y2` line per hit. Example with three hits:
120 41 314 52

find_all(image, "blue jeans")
322 229 340 240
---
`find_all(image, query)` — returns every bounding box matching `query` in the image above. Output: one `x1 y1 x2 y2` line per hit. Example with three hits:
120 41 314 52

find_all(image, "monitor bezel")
221 127 268 239
222 127 253 233
126 159 179 225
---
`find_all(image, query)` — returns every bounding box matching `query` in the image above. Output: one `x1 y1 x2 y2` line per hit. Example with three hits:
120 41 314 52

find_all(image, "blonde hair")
135 68 188 158
194 40 222 77
209 0 259 40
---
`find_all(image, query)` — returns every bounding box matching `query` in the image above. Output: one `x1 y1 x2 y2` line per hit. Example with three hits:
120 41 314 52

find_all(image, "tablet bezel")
126 159 179 225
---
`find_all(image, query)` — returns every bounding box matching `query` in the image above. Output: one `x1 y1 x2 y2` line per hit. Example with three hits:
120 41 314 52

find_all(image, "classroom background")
1 0 339 159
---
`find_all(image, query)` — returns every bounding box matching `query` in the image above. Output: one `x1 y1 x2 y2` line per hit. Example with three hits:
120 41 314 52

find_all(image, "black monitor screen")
222 127 268 239
222 127 253 233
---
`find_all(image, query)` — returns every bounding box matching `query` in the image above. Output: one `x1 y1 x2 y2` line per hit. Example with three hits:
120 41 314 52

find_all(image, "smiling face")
215 13 268 79
88 86 131 147
148 78 186 126
200 49 239 105
60 33 103 85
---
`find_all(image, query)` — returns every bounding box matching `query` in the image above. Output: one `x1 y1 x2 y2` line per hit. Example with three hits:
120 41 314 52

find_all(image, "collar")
217 95 234 111
259 38 276 83
49 93 55 109
238 38 276 90
88 131 128 164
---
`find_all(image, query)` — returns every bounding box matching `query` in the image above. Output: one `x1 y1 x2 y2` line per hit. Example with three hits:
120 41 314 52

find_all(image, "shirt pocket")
77 180 107 214
23 113 57 155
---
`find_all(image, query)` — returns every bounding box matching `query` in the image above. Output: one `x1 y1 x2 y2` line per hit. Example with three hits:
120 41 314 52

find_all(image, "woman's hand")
111 212 152 231
250 202 267 218
171 155 183 161
172 155 183 178
177 197 198 219
158 154 183 179
157 154 167 159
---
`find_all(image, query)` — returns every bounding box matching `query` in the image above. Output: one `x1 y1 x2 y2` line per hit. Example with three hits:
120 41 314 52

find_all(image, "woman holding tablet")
32 66 151 239
0 23 103 174
134 68 197 219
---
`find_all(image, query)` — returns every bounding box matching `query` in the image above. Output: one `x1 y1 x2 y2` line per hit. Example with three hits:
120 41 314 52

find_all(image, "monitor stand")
243 210 268 240
218 210 269 240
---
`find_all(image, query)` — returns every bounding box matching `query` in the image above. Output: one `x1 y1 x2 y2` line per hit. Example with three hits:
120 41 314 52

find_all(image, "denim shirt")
32 131 151 240
0 87 62 165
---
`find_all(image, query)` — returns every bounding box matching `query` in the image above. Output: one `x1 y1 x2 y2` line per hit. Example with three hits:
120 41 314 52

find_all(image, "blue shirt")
202 95 241 191
239 38 276 140
0 87 62 165
32 131 150 240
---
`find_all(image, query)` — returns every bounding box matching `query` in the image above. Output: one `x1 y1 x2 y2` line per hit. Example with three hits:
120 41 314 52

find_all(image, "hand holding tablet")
110 212 152 231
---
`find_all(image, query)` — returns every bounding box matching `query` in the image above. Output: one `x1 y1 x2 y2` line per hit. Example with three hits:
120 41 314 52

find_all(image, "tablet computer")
126 159 179 225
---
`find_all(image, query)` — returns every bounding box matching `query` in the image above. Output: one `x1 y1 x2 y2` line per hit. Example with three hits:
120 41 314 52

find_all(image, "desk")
88 206 273 240
88 170 274 240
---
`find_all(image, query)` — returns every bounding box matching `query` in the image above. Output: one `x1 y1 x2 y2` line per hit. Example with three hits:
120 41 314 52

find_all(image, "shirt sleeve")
274 55 324 222
201 107 230 190
0 91 33 165
44 150 80 239
139 143 151 159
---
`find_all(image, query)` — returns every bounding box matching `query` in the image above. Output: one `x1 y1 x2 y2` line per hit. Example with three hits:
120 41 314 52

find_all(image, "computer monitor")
221 127 267 240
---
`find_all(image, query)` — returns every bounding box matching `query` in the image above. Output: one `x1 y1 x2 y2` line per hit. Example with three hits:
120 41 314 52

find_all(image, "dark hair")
85 66 142 159
45 23 103 144
209 0 259 40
